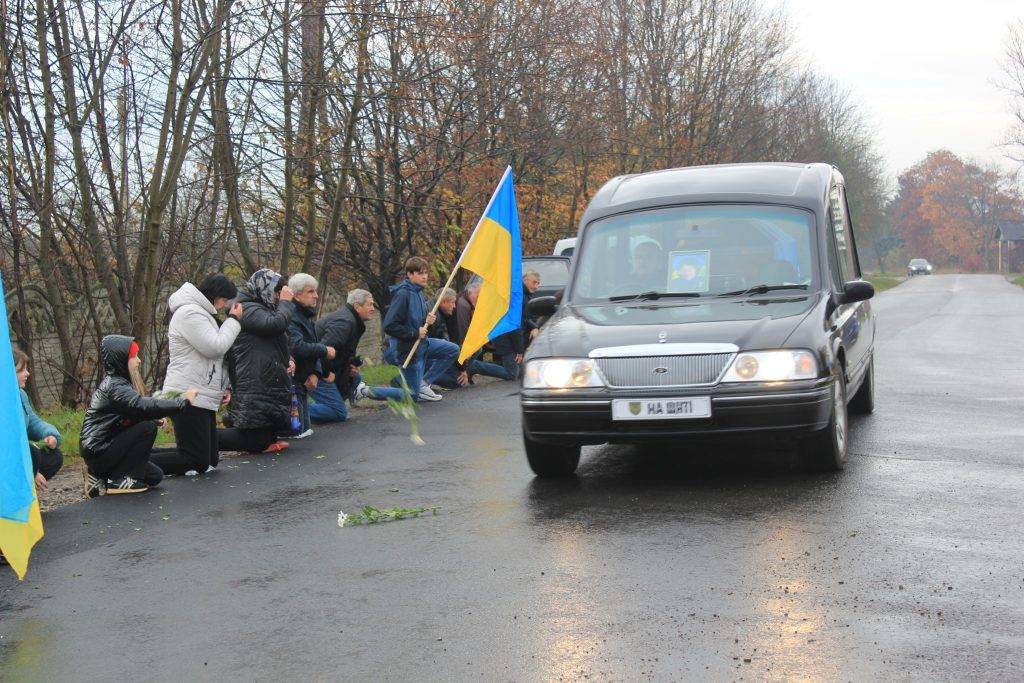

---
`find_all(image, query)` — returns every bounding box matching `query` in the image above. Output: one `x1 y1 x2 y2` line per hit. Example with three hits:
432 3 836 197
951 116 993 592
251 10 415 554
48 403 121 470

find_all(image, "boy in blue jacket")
13 348 62 494
382 257 457 401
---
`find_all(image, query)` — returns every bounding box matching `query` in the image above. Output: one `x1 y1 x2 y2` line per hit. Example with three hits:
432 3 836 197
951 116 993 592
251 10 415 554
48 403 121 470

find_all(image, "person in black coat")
285 273 335 437
222 268 295 454
80 335 198 495
309 289 407 423
522 268 541 346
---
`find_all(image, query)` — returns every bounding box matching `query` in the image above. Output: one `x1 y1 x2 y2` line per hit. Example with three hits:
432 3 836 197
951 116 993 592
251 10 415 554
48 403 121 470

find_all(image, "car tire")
524 432 580 477
802 371 848 471
849 356 874 415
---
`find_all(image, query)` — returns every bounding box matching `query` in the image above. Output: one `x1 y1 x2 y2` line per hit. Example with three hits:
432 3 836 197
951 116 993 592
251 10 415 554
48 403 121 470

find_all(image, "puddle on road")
0 617 60 679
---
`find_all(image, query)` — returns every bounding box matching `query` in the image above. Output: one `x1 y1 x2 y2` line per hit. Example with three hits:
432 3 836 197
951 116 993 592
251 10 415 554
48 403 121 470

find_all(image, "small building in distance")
995 220 1024 273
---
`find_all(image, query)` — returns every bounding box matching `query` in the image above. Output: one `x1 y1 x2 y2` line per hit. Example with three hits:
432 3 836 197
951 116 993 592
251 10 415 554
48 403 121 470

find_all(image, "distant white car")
553 238 576 257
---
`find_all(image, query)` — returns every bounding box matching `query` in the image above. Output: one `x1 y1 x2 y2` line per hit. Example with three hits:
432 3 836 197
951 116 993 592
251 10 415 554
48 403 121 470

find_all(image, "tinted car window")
523 259 569 289
572 205 815 302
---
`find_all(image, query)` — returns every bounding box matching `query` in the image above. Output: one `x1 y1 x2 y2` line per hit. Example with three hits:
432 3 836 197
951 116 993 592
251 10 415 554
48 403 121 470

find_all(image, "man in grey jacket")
151 274 242 476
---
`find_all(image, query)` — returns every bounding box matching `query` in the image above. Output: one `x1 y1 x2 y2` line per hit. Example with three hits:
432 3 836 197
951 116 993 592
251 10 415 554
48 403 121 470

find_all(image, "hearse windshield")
570 204 816 303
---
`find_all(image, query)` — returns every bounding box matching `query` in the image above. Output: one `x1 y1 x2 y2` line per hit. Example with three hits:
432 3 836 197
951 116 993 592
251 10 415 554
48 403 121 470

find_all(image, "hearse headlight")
722 350 818 382
524 359 605 389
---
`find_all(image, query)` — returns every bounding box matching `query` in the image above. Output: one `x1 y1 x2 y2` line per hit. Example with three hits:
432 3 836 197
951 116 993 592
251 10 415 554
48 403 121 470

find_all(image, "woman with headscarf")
220 268 295 453
150 274 243 476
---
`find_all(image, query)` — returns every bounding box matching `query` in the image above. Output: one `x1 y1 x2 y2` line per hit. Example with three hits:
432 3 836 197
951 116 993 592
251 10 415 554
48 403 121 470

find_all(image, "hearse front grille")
595 353 733 388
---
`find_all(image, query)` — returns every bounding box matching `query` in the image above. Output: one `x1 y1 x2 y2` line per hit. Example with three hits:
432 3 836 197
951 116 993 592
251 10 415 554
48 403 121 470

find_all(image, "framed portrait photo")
667 250 711 293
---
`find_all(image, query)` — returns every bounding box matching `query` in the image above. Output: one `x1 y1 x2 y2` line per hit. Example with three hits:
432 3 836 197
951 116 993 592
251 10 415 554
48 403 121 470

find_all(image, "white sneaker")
293 428 314 439
205 465 217 473
419 383 441 399
184 469 199 477
417 388 442 402
353 381 370 403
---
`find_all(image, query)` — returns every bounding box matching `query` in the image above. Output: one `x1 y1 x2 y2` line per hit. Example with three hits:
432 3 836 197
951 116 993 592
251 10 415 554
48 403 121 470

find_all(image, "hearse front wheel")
524 432 580 477
802 372 848 472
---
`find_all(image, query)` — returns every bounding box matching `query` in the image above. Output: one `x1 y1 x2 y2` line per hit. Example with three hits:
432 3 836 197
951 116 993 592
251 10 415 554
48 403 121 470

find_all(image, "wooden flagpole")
401 166 512 369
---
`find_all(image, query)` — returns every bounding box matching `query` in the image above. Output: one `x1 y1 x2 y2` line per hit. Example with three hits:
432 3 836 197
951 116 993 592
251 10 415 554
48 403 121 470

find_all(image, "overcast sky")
776 0 1022 181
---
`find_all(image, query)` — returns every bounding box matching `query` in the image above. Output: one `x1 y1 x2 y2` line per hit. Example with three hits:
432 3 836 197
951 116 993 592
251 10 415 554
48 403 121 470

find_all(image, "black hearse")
522 163 876 476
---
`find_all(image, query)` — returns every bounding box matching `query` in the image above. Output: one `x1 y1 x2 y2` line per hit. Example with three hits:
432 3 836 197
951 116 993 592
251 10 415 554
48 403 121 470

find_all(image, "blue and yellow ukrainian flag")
0 274 44 579
458 166 523 364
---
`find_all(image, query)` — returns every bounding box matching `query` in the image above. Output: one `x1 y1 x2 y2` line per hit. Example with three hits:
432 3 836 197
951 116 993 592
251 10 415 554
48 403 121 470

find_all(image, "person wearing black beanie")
198 273 238 304
150 275 243 477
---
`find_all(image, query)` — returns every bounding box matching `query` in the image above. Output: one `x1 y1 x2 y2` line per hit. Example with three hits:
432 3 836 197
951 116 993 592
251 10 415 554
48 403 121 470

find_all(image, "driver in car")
630 241 667 292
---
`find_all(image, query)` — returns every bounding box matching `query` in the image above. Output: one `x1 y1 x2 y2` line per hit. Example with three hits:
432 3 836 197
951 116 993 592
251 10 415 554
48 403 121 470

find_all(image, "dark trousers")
29 444 63 480
294 382 311 432
150 404 219 475
217 427 276 453
83 421 164 486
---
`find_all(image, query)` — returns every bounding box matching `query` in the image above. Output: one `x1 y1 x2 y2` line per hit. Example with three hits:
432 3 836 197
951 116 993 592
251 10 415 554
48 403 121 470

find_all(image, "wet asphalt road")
2 274 1023 681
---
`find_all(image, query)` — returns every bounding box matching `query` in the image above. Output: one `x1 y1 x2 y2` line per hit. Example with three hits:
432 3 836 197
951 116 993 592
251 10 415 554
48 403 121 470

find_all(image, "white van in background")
553 237 576 257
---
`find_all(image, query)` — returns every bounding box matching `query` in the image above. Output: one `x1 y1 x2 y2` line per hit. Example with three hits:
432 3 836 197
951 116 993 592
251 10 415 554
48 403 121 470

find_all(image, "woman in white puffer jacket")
151 274 242 476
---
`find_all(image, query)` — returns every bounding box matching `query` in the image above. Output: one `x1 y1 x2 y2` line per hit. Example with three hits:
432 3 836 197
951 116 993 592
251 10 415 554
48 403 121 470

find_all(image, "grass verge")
1011 275 1024 288
39 364 405 458
361 362 400 386
38 407 177 461
865 274 903 293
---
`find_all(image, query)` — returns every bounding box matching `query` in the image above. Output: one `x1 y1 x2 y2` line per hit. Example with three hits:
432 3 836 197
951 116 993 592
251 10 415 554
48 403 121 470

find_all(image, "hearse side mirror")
529 295 558 317
837 280 874 305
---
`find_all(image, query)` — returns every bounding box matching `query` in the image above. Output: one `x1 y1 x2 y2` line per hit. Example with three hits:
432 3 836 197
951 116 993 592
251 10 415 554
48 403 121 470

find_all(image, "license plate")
611 397 711 421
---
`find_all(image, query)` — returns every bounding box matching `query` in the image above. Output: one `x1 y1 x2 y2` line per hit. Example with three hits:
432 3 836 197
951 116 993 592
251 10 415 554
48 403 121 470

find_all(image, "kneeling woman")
151 274 242 475
220 269 295 453
80 335 198 495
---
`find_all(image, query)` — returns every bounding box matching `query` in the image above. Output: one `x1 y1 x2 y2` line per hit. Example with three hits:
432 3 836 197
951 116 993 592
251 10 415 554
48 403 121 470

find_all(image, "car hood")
528 295 820 358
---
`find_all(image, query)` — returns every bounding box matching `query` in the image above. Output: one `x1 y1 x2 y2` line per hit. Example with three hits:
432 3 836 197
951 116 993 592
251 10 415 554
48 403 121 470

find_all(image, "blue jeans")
388 337 459 400
309 381 349 423
498 353 521 381
434 352 512 388
309 374 407 424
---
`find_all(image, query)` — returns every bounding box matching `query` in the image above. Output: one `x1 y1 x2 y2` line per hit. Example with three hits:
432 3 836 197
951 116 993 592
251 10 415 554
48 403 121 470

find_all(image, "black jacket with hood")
226 269 294 430
80 335 186 455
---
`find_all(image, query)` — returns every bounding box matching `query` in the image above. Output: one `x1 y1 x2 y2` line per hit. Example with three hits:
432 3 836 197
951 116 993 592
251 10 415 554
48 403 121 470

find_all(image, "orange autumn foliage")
892 151 1022 271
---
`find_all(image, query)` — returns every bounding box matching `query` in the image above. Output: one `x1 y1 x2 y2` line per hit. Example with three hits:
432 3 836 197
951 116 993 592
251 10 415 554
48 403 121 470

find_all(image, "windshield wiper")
608 291 703 302
717 283 809 297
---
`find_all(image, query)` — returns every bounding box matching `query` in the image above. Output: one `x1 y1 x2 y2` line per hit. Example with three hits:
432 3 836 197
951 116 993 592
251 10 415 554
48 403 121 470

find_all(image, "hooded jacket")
226 269 294 430
288 302 328 383
383 278 429 360
317 303 365 396
80 335 187 455
160 282 241 411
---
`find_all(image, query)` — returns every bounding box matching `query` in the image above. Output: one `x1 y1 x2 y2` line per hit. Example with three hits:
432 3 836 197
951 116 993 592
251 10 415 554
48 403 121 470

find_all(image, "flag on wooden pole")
457 166 523 363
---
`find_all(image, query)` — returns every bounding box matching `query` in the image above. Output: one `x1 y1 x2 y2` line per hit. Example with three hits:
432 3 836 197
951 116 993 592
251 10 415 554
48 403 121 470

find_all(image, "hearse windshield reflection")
571 204 816 304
